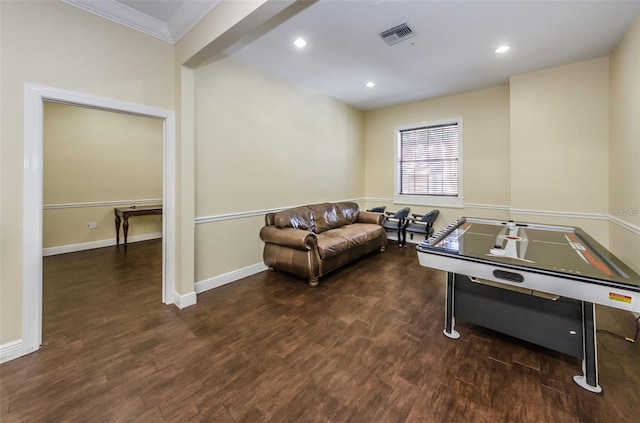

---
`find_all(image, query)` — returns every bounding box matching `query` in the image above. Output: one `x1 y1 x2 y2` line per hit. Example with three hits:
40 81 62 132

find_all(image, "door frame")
23 83 176 355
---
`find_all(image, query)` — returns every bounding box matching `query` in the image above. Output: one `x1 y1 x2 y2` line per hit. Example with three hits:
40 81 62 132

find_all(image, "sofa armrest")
357 211 384 225
260 226 317 251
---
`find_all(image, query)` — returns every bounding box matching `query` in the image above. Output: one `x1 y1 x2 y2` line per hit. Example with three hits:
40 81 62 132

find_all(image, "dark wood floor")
1 239 639 422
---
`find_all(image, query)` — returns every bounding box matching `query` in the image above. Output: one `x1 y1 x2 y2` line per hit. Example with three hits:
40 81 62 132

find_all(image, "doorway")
23 83 176 356
42 102 163 254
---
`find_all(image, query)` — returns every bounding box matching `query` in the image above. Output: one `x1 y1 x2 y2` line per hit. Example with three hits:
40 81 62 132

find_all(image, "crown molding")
166 0 221 43
61 0 220 44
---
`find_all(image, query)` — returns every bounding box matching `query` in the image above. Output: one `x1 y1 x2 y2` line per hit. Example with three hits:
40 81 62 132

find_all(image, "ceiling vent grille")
378 23 416 46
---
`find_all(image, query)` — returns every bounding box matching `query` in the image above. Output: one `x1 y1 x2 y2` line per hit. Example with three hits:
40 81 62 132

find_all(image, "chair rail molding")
608 215 640 236
44 198 163 209
194 198 368 225
509 208 609 221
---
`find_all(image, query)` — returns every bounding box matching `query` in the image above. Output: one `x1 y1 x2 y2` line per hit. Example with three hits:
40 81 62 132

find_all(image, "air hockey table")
416 217 640 393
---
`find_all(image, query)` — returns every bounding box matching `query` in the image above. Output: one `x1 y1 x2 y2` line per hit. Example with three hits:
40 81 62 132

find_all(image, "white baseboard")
173 291 197 309
0 339 23 364
195 262 268 294
42 232 162 256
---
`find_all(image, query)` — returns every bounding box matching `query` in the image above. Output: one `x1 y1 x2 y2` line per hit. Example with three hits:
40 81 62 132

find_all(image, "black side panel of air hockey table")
454 275 584 358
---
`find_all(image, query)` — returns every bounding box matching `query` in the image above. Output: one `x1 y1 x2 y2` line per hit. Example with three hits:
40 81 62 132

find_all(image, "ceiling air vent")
378 23 416 46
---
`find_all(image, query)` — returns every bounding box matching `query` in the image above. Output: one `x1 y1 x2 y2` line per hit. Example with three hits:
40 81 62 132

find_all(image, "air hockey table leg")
573 301 602 393
444 272 461 339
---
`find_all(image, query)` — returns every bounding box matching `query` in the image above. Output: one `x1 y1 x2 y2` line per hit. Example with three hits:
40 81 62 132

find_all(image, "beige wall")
2 0 638 352
193 57 365 281
609 14 640 272
176 0 269 66
510 57 610 214
1 1 174 344
509 57 610 243
43 102 163 249
174 0 275 296
363 85 512 232
364 57 615 247
1 0 285 349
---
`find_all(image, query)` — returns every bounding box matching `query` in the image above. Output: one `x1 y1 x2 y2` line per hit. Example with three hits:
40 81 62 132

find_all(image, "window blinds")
399 122 459 196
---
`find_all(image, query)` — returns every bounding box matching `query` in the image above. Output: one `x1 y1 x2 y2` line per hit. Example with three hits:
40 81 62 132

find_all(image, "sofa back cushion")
335 201 360 226
309 203 339 233
274 206 315 232
272 202 361 234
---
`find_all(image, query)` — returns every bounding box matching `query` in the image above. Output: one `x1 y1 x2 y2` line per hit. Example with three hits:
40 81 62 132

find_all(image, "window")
395 119 463 207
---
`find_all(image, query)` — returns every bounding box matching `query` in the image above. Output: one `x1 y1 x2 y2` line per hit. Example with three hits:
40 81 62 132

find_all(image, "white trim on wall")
194 198 368 225
509 208 609 221
173 291 197 309
609 215 640 236
363 197 640 235
195 207 283 225
364 197 392 204
195 262 268 294
363 198 612 219
190 200 637 300
0 340 23 364
192 201 513 225
42 232 162 256
464 203 510 211
61 0 220 44
43 198 163 210
23 83 176 359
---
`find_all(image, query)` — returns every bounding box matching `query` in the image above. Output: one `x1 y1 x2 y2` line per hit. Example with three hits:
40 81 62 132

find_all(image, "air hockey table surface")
416 217 640 312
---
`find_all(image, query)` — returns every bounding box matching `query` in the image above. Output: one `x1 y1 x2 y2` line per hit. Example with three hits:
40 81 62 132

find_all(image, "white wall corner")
173 291 196 309
1 340 24 364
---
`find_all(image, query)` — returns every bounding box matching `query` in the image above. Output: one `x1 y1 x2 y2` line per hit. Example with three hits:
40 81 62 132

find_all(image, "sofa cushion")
309 203 340 233
316 230 350 259
274 206 315 232
316 223 384 259
338 223 385 246
335 201 359 226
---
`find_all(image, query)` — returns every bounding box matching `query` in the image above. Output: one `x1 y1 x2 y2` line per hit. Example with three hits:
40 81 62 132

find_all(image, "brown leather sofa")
260 202 387 287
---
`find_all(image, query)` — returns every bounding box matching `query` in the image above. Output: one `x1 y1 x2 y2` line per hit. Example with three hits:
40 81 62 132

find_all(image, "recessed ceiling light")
293 38 307 48
366 81 375 88
495 45 510 54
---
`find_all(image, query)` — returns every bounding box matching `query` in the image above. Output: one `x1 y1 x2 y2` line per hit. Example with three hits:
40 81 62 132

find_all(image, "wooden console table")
114 204 162 250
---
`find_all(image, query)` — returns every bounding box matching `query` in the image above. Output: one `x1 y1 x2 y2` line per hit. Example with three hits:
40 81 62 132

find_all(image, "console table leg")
115 213 121 246
123 217 129 251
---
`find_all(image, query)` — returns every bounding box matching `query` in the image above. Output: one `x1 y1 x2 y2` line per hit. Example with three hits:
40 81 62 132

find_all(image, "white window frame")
394 118 464 208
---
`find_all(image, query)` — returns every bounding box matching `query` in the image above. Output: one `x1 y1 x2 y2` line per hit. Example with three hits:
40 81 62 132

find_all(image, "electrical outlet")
88 222 97 229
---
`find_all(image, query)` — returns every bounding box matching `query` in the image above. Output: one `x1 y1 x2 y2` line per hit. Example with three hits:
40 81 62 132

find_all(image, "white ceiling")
65 0 640 111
